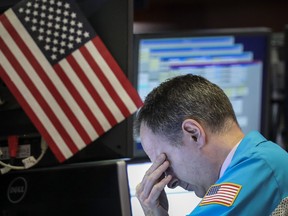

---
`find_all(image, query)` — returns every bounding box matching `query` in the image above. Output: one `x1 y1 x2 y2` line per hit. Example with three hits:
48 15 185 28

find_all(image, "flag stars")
41 5 47 10
68 35 74 41
31 26 37 31
52 46 58 52
69 28 75 34
84 32 90 38
38 35 44 41
68 43 73 49
61 33 67 39
48 7 54 13
77 22 83 28
63 11 69 16
39 27 44 33
44 45 50 50
15 0 93 62
26 2 32 7
59 49 65 54
53 39 58 45
62 26 68 32
46 38 51 43
51 54 57 60
47 22 53 28
60 41 66 47
24 16 30 22
34 3 39 9
76 37 82 43
77 30 82 36
55 16 61 22
70 20 76 26
25 9 31 14
64 3 70 9
71 12 76 18
48 14 53 20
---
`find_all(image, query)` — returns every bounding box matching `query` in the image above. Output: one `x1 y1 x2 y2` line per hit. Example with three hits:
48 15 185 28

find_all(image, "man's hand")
136 154 172 216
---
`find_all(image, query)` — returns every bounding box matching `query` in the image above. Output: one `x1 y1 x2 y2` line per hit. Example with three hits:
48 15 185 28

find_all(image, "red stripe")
92 37 143 109
204 194 233 201
54 63 105 135
0 62 66 162
66 54 118 126
201 200 231 206
1 15 92 147
0 16 79 155
80 41 131 117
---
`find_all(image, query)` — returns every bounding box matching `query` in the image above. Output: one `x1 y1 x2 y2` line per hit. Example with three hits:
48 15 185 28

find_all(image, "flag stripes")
0 53 72 161
89 37 140 114
0 7 143 162
0 13 81 158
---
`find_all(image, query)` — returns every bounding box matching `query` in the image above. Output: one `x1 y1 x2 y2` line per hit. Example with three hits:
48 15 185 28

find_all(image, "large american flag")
0 0 143 162
200 183 242 207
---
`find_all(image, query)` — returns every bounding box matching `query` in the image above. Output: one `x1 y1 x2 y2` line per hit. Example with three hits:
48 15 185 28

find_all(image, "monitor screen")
0 159 131 216
133 27 271 154
126 159 202 216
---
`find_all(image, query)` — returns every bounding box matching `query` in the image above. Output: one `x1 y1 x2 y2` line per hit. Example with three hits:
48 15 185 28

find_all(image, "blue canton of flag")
14 0 96 64
200 183 242 207
0 0 143 162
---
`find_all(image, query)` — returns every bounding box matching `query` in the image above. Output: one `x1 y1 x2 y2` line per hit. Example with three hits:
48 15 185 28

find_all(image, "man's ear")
182 119 206 148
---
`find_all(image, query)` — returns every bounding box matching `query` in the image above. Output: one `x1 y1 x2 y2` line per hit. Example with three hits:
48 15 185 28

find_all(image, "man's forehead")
140 124 161 162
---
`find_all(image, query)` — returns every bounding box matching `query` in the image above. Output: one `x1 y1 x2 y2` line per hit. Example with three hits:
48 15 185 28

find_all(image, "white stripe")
86 40 138 113
59 59 111 131
73 49 125 122
0 50 73 159
0 17 85 150
4 10 98 142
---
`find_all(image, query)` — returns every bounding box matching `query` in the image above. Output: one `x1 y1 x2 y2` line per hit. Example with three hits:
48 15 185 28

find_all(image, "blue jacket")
189 131 288 215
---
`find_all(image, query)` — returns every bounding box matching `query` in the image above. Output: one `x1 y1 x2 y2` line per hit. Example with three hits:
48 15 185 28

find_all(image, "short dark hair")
134 74 238 145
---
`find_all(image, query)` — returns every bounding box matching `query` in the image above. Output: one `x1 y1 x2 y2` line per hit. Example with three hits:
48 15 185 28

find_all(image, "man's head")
135 74 242 197
135 74 238 143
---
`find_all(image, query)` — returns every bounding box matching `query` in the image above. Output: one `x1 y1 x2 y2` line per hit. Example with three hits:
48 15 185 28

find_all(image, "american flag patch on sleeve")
200 183 242 207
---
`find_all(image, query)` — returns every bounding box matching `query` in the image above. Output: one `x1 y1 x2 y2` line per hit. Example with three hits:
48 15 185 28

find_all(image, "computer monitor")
133 27 271 154
0 0 135 165
126 159 202 216
0 159 131 216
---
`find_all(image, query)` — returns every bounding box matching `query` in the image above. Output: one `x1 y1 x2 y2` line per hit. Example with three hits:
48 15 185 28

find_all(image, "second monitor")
133 27 271 153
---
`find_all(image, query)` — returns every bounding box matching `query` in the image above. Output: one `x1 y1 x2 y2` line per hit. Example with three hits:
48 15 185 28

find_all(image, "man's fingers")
145 153 166 176
148 175 172 204
140 160 170 199
139 175 172 209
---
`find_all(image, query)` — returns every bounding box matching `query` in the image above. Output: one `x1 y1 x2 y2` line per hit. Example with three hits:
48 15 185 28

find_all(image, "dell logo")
7 177 28 203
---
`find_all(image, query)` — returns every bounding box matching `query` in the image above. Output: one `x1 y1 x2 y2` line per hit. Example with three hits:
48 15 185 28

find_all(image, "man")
134 74 288 215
